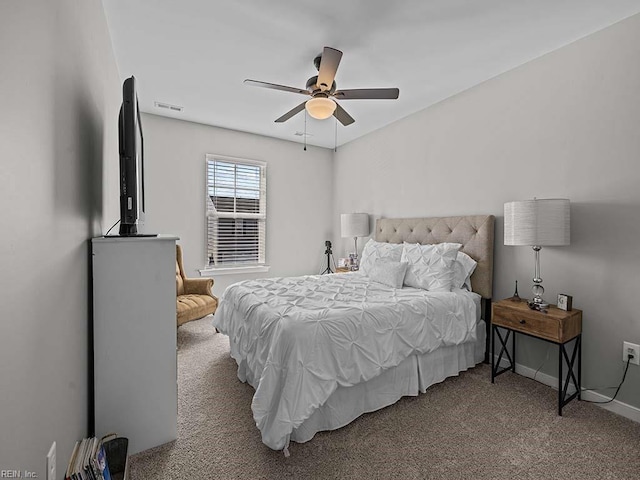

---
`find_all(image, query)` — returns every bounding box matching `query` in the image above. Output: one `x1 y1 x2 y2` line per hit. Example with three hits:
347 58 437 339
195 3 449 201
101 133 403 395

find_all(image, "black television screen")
118 76 147 236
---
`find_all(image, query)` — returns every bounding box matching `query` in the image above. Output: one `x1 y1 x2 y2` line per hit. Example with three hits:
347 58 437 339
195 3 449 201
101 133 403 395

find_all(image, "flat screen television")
118 76 154 236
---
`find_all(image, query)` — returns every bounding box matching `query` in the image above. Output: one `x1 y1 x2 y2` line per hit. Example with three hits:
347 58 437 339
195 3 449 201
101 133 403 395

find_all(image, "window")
206 155 266 269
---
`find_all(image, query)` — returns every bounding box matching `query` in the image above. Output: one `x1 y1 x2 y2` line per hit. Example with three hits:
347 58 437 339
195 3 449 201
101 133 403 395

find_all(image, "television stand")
105 233 158 238
91 235 178 454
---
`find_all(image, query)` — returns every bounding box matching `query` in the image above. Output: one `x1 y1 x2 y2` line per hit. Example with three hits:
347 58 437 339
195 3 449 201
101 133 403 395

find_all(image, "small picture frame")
557 294 573 311
338 257 349 268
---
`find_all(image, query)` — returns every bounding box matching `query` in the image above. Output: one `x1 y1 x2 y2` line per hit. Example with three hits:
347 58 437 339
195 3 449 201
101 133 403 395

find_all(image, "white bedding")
213 272 480 452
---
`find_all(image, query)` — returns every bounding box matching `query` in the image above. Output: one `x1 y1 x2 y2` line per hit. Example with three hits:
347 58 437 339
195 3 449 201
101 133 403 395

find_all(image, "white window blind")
206 155 266 267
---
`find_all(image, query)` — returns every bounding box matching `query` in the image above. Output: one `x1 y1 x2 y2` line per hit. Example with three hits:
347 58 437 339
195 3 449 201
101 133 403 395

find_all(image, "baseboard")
579 389 640 423
494 356 640 423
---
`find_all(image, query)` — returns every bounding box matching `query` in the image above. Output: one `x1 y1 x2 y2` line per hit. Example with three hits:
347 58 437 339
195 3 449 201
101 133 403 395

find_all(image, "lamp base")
531 298 549 309
351 236 360 271
532 277 548 309
348 252 359 271
531 245 549 309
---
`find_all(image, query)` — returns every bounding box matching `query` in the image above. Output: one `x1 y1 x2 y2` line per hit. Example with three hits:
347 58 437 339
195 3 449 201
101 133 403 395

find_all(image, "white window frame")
200 154 269 276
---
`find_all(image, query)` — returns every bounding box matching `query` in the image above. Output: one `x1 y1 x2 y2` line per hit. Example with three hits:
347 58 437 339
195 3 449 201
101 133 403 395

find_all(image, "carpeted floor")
129 317 640 479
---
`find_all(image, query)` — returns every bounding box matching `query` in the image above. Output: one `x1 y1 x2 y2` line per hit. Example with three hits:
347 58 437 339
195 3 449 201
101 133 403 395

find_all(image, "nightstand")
335 267 352 273
491 298 582 416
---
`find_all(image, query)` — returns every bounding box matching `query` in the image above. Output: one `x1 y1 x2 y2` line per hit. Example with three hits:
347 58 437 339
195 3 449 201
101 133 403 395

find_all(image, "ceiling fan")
244 47 400 126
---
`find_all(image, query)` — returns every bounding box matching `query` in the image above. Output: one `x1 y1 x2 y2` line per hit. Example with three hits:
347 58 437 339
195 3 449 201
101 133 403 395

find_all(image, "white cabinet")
92 236 178 455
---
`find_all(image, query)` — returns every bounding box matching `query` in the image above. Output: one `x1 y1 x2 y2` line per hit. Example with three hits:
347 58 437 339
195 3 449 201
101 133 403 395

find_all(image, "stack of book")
65 437 111 480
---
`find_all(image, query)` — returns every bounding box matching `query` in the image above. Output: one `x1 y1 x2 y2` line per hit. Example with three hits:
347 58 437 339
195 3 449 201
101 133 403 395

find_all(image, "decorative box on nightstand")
491 298 582 416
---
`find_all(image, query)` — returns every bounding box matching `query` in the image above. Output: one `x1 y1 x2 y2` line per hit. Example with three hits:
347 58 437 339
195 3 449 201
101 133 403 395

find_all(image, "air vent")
294 131 313 137
154 101 183 112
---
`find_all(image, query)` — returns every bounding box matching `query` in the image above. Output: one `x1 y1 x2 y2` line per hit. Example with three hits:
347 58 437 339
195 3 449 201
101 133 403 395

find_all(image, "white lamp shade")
341 213 370 238
504 199 570 246
305 97 336 120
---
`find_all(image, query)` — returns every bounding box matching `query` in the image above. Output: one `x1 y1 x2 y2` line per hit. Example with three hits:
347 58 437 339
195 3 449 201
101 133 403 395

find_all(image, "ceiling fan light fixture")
305 97 336 120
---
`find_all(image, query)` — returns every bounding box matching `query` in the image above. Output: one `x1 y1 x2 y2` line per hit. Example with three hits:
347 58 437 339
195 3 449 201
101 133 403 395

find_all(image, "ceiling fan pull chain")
334 116 338 152
304 110 307 151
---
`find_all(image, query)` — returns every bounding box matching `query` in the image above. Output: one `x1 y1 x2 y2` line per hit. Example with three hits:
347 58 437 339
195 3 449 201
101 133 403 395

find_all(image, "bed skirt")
289 320 486 443
229 320 486 446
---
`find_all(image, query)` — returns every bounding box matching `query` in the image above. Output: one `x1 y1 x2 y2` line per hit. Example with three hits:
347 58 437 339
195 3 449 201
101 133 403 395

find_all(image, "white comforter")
212 273 478 451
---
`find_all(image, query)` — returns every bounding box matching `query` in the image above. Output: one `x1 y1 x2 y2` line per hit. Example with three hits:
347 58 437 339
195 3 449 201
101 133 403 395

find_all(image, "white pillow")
368 259 409 289
401 242 460 292
453 251 477 290
359 239 404 275
430 243 477 290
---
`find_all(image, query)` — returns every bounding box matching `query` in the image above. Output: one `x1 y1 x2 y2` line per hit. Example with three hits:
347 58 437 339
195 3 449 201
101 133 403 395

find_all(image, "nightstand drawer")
492 301 582 343
493 305 558 341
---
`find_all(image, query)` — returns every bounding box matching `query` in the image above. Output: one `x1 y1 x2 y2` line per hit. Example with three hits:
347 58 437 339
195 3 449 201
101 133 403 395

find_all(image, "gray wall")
140 114 334 296
0 0 120 477
333 14 640 408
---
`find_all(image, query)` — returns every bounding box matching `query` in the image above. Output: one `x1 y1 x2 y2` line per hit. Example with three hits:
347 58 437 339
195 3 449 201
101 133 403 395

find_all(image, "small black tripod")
321 240 334 274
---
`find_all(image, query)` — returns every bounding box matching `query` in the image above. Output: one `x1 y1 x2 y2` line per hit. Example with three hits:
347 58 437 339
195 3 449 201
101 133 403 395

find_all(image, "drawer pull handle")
519 319 526 324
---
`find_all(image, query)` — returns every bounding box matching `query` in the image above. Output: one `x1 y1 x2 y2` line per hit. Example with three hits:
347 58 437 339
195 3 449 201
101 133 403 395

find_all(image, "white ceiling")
102 0 640 149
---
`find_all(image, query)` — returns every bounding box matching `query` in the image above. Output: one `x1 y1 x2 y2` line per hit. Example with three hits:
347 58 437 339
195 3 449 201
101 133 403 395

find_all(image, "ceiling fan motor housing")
306 75 336 94
313 53 322 71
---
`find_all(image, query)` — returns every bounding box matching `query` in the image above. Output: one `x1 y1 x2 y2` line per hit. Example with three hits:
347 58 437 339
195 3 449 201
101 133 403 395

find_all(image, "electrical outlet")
46 441 56 480
623 341 640 366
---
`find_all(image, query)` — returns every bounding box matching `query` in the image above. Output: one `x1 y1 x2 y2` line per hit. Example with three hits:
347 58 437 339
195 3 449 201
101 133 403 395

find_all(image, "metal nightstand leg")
492 326 515 381
558 343 563 416
491 325 499 382
512 330 516 373
558 335 581 416
577 334 582 401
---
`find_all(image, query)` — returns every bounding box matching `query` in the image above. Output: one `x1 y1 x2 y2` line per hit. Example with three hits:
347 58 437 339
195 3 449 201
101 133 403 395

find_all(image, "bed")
213 215 495 454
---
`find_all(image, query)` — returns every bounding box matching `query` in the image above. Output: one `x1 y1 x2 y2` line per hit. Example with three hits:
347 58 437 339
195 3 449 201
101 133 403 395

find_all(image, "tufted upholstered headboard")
375 215 495 299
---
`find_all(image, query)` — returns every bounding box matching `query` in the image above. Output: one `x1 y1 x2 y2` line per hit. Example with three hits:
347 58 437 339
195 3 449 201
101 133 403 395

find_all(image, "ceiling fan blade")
316 47 343 91
244 79 310 96
274 102 307 123
333 88 400 100
333 102 355 126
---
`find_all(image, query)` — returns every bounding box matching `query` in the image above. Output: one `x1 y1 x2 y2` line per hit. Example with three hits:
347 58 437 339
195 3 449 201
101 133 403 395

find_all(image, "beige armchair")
176 244 218 326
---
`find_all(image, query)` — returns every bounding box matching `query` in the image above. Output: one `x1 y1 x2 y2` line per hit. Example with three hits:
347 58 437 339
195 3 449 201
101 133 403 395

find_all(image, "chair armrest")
183 278 214 296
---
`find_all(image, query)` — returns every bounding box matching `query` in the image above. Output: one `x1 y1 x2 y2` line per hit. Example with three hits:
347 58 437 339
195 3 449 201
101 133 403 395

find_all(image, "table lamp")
504 199 570 308
340 213 370 270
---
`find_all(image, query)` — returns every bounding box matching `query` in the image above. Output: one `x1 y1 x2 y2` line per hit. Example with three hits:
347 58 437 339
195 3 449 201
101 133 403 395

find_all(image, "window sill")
199 265 271 276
